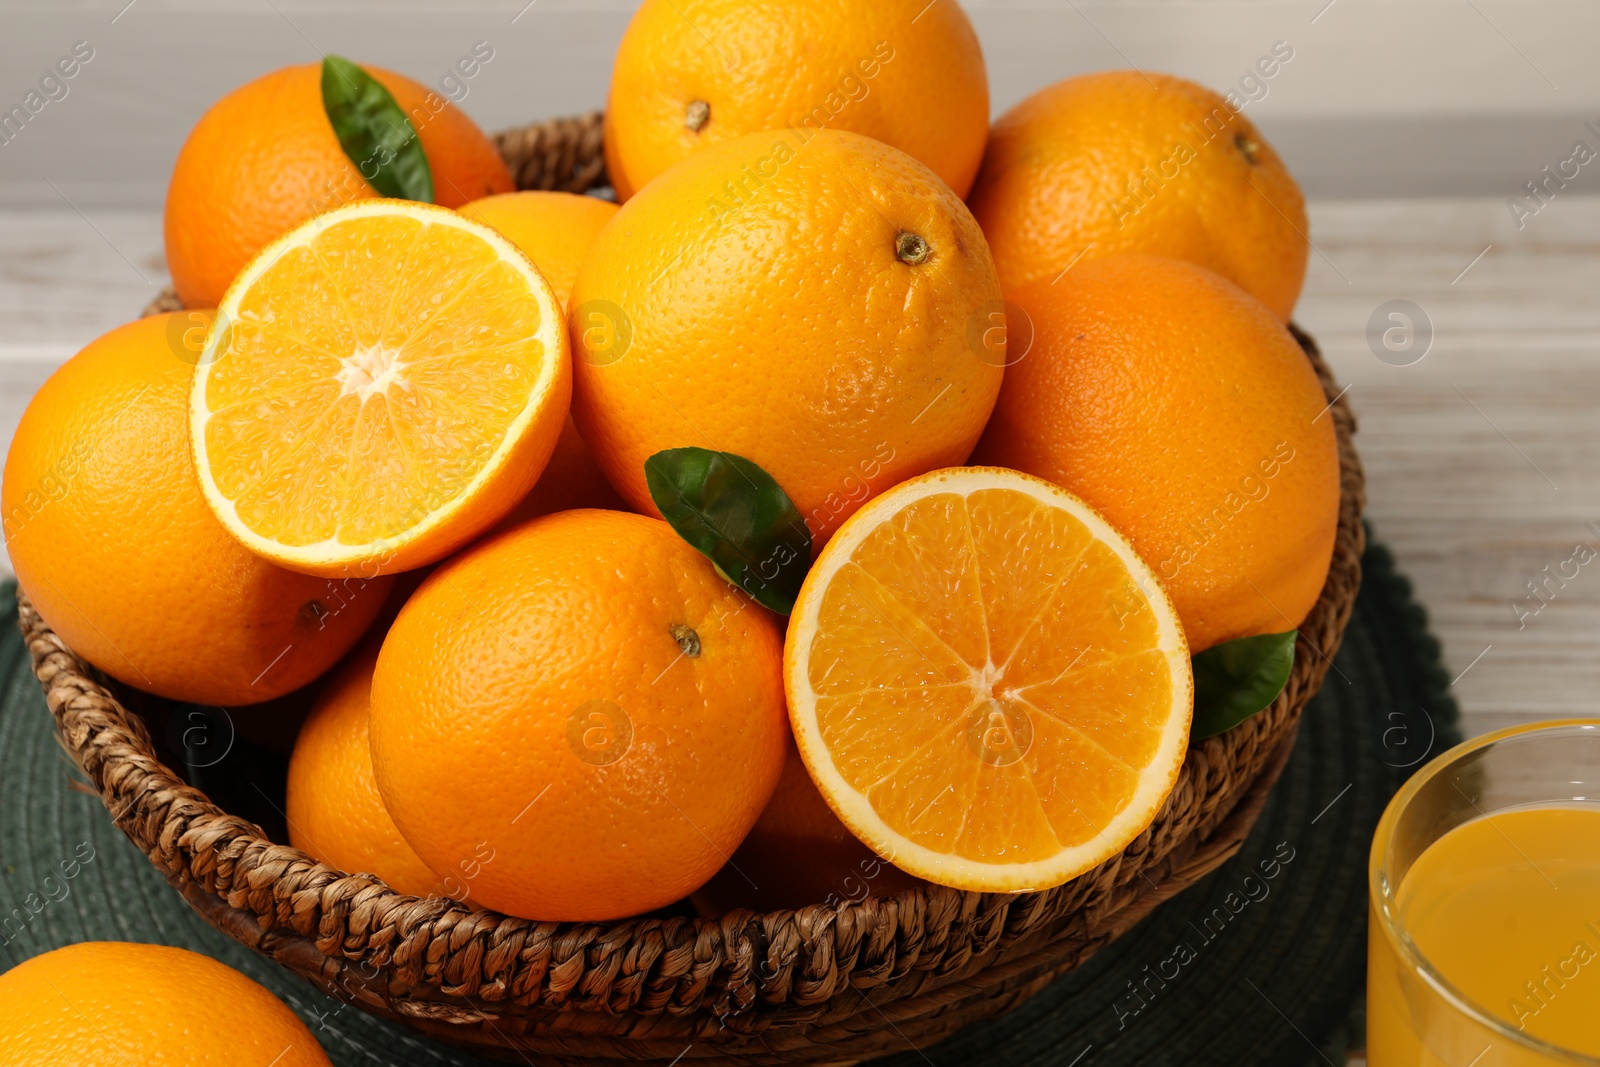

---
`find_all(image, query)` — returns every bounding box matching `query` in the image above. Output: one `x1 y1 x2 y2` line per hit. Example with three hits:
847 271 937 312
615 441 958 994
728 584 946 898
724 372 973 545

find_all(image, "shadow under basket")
18 112 1366 1065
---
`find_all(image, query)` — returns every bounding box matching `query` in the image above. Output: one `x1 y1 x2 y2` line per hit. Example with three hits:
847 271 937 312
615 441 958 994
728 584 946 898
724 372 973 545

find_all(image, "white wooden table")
7 194 1600 744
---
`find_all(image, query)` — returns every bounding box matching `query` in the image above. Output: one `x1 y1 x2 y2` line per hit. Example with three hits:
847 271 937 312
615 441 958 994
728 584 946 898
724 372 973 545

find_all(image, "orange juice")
1369 804 1600 1064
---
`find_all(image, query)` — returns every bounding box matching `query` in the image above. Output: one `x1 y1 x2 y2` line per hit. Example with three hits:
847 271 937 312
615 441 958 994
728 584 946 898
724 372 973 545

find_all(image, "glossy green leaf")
321 55 433 203
1191 630 1297 739
644 448 811 614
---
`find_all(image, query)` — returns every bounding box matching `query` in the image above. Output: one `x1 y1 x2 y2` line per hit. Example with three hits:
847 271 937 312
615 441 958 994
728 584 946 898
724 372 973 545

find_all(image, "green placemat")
0 536 1457 1065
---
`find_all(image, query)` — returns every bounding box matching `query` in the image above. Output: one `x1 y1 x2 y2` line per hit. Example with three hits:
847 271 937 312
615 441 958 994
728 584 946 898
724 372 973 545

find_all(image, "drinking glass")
1367 719 1600 1066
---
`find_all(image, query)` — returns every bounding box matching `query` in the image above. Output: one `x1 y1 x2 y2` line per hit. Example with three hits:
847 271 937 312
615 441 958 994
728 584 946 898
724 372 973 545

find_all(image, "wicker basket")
18 112 1365 1064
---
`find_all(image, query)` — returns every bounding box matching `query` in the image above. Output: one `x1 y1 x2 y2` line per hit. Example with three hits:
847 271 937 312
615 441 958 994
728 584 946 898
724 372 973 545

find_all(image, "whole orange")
286 640 448 898
571 129 1004 545
0 942 331 1065
495 416 627 528
690 740 923 916
369 509 787 921
968 71 1308 321
458 190 628 522
165 62 513 308
458 190 619 308
604 0 989 200
2 314 390 705
970 254 1339 652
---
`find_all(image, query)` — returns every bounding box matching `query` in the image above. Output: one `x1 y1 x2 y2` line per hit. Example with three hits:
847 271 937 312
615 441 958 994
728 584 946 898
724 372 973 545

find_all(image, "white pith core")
976 660 1018 702
337 344 412 401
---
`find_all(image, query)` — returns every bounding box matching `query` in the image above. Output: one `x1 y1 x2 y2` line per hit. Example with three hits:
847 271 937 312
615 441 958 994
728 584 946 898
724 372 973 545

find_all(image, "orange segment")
191 200 570 576
785 466 1192 892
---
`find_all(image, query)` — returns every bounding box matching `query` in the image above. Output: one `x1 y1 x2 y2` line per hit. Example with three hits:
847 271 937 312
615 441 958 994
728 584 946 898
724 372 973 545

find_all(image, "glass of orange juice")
1368 719 1600 1065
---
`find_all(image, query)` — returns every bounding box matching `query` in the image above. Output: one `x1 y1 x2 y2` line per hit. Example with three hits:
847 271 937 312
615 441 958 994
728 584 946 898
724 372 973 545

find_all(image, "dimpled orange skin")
0 942 332 1065
495 416 628 528
970 255 1339 653
459 191 629 523
2 315 390 705
369 509 787 922
165 63 513 308
968 71 1308 321
286 641 448 898
690 740 924 916
458 191 619 309
604 0 989 201
571 129 1004 545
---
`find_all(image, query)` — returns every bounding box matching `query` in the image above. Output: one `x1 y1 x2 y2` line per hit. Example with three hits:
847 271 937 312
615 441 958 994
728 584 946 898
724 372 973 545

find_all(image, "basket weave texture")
19 111 1365 1064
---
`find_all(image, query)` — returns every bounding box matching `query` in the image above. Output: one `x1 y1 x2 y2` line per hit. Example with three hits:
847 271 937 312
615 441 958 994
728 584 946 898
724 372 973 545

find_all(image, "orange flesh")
202 213 553 548
807 488 1174 865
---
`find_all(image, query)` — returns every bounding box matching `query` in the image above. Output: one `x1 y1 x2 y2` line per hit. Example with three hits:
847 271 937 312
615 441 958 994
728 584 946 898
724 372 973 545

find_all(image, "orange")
690 739 924 916
0 942 331 1065
369 509 787 921
458 191 619 308
457 190 628 521
603 0 990 201
165 62 513 308
495 416 627 527
971 254 1340 652
2 314 389 705
785 467 1192 893
190 200 571 577
286 640 448 898
968 71 1308 320
571 129 1004 545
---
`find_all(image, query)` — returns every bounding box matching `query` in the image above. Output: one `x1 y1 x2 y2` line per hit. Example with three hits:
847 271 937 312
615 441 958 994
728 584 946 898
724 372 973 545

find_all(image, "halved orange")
191 200 570 577
785 467 1193 892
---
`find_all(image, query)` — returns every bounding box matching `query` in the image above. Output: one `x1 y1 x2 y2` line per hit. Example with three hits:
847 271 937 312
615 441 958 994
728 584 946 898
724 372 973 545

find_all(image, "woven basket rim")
16 111 1366 1058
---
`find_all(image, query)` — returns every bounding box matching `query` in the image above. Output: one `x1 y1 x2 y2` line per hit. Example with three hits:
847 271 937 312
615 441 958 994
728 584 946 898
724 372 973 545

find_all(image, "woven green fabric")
0 537 1457 1065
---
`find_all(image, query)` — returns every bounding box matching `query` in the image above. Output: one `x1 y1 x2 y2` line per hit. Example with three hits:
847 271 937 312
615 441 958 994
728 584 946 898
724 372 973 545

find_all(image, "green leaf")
644 448 812 614
321 55 433 203
1191 630 1297 739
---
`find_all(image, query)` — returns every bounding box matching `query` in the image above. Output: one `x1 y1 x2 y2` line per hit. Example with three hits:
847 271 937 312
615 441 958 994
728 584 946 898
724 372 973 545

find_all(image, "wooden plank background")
5 0 1600 204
